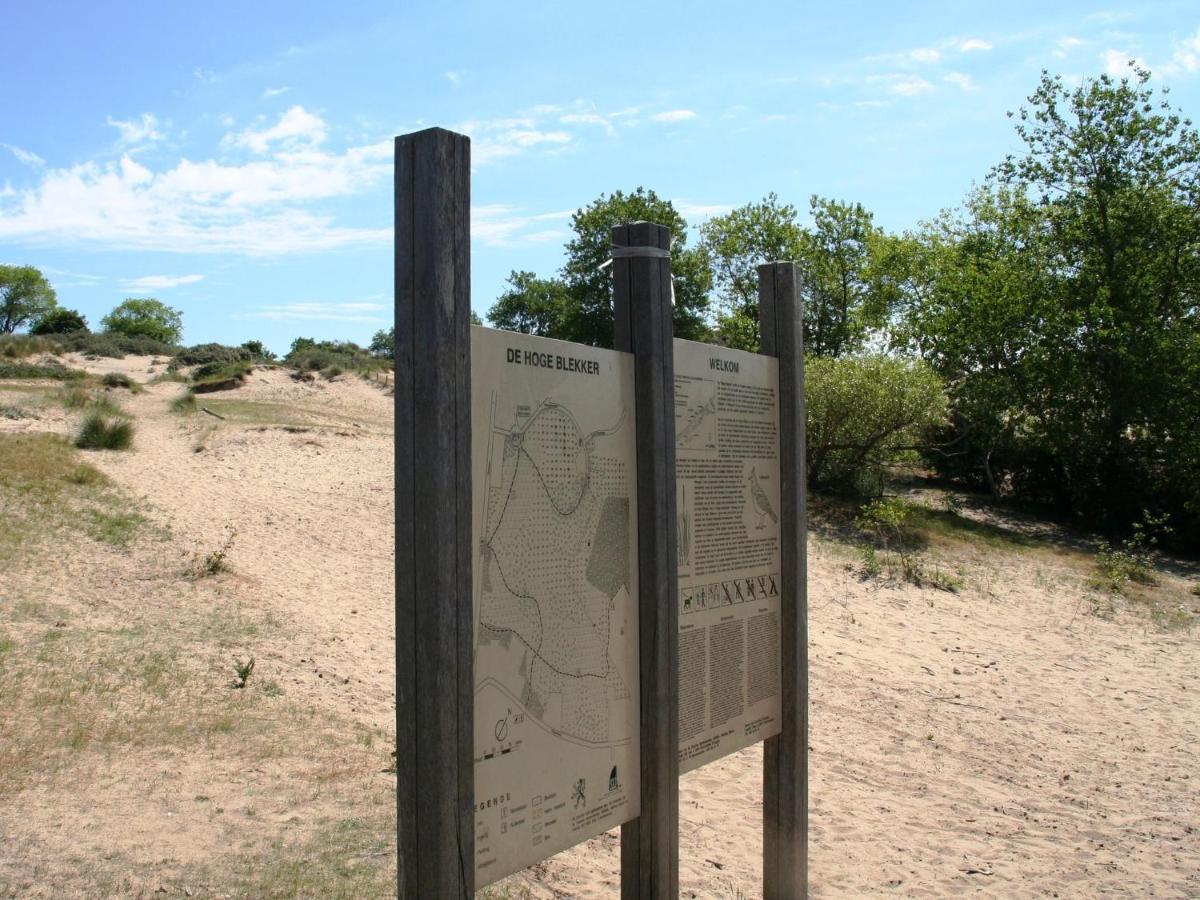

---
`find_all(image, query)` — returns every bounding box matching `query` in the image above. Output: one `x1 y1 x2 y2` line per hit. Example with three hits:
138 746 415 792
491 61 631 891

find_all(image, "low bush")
192 361 253 394
0 335 61 359
52 331 177 359
285 338 390 378
75 412 134 451
101 372 137 390
1090 511 1170 594
806 355 947 494
0 360 87 380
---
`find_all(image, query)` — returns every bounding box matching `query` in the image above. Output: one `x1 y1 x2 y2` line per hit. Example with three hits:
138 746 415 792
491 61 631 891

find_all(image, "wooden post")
611 222 680 900
395 128 473 899
758 262 808 900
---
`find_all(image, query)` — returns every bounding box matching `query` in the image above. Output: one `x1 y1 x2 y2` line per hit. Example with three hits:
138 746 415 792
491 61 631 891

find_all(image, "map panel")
471 327 640 886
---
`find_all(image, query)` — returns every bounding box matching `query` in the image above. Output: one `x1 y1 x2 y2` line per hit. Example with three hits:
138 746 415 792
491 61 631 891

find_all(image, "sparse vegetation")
101 371 137 391
1090 511 1171 594
194 524 237 576
170 389 197 414
192 360 253 393
75 411 134 451
232 656 255 689
0 360 87 380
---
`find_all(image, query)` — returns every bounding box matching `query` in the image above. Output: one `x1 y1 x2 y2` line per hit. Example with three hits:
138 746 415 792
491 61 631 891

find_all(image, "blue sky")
2 1 1198 353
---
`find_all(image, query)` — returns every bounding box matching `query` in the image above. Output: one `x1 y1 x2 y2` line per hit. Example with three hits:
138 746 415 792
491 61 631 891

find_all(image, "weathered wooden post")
395 127 474 899
612 222 680 899
758 262 808 899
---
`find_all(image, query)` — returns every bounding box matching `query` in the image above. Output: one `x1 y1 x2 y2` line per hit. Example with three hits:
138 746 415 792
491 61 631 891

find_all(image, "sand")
1 353 1197 898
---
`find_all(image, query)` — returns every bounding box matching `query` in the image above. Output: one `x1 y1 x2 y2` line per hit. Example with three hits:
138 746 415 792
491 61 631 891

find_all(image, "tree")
370 327 395 359
901 66 1200 543
699 195 889 354
487 187 712 346
101 298 183 344
31 307 88 335
488 272 574 337
0 265 57 334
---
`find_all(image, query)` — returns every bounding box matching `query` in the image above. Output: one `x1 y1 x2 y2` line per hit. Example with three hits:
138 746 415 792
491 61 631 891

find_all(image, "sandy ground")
1 354 1198 898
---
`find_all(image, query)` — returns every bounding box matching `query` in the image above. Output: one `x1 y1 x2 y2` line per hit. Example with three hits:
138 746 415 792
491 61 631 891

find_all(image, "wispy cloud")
228 105 327 153
868 74 936 97
944 72 977 92
239 300 388 322
1164 28 1200 75
262 86 290 99
461 116 573 167
559 112 615 135
958 38 992 52
472 204 572 247
107 113 164 148
650 109 697 123
445 70 463 84
121 274 204 292
3 144 44 167
672 200 732 221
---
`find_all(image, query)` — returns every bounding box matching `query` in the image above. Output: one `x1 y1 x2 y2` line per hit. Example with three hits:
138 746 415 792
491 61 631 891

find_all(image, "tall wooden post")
758 262 808 899
395 127 474 899
612 222 680 900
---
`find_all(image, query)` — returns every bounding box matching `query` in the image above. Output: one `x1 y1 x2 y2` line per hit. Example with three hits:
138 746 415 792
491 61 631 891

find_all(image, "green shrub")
1090 511 1170 594
172 342 254 368
0 334 60 358
30 308 88 335
75 412 134 451
101 371 136 390
0 360 87 380
192 361 253 394
806 355 947 493
53 331 176 359
284 338 389 378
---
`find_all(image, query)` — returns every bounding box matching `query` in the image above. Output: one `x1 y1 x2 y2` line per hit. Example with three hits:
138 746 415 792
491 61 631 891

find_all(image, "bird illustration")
748 467 778 530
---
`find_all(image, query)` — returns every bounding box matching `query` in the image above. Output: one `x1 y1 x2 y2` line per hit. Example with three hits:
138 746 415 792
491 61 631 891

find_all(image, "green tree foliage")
487 188 711 346
700 195 888 354
0 265 58 334
370 327 395 359
488 271 575 337
805 356 947 492
898 66 1200 543
30 307 88 335
101 298 183 345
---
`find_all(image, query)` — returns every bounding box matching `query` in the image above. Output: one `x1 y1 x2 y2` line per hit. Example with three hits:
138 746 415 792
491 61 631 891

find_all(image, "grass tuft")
76 412 134 451
170 390 197 414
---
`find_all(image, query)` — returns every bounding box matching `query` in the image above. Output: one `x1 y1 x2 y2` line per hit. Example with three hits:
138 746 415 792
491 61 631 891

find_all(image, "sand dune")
1 355 1196 897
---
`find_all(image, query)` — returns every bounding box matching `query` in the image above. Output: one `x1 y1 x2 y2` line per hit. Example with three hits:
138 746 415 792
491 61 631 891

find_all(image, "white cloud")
472 204 572 247
672 200 732 221
958 38 992 52
461 117 573 167
262 86 290 99
650 109 697 123
910 47 941 63
1165 28 1200 74
229 105 327 154
869 74 935 96
0 135 393 255
1103 49 1147 76
445 70 463 84
107 113 164 147
3 144 44 167
121 274 204 292
559 112 615 135
944 72 977 91
241 300 388 323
